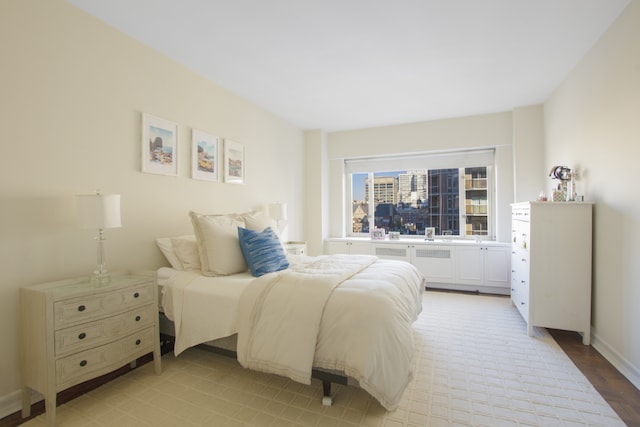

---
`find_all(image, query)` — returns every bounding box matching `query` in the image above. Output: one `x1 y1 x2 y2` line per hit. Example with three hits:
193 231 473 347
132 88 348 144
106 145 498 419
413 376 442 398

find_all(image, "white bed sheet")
158 267 254 355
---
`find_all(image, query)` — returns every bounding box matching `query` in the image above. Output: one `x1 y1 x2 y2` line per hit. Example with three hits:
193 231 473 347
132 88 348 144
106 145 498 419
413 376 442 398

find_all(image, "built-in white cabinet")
455 245 511 289
325 239 510 294
510 202 593 344
325 240 372 255
368 243 457 285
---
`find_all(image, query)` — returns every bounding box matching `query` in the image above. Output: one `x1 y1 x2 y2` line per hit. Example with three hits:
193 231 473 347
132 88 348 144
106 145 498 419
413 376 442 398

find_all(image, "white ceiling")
66 0 629 132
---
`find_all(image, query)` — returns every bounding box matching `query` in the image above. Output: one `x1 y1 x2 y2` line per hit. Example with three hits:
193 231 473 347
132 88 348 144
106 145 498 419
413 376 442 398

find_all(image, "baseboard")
426 282 510 296
0 389 42 420
592 330 640 391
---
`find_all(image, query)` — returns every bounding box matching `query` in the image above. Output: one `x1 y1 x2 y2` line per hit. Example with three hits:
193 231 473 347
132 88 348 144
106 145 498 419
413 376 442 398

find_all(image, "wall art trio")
141 112 244 184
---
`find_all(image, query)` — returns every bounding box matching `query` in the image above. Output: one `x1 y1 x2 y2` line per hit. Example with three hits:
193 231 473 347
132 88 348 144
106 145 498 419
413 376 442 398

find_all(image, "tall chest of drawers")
19 272 162 426
511 202 593 345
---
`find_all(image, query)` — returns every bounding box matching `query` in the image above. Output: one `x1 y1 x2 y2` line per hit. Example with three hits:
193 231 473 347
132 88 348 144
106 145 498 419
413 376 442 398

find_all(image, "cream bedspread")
160 268 254 355
237 254 424 410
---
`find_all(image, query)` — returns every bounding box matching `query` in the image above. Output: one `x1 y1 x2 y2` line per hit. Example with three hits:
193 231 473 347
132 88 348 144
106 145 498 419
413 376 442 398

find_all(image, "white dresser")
511 202 593 344
20 272 162 426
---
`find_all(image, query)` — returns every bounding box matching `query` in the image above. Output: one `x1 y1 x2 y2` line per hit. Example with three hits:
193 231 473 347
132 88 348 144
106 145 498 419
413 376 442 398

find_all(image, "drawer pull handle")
520 302 525 305
134 292 140 298
80 360 87 367
78 333 86 340
135 315 141 322
135 339 141 346
78 305 86 312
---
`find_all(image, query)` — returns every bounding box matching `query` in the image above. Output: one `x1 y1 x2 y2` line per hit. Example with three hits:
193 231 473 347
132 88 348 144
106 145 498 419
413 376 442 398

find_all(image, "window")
346 149 494 239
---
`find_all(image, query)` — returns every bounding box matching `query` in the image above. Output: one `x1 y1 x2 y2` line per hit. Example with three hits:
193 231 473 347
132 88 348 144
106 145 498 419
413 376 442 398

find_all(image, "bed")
156 210 425 411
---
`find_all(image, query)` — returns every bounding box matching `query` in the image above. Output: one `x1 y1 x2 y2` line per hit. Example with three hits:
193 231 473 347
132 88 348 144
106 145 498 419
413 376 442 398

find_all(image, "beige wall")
544 1 640 387
303 130 329 256
512 105 545 202
0 0 305 411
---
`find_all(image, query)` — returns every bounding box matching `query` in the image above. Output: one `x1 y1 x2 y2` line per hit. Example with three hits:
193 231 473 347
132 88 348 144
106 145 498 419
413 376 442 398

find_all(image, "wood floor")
549 328 640 427
2 332 639 427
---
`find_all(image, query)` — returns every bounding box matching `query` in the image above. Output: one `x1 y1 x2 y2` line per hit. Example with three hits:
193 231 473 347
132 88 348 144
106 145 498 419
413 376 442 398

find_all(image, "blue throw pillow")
238 226 289 277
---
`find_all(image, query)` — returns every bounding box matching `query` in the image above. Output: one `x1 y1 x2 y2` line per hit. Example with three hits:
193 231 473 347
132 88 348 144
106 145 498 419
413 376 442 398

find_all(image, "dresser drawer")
55 304 156 357
511 252 529 283
54 282 154 328
55 326 155 389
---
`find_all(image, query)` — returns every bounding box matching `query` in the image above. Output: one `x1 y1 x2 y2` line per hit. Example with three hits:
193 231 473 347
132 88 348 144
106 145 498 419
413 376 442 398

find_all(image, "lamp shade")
77 194 122 229
268 203 287 221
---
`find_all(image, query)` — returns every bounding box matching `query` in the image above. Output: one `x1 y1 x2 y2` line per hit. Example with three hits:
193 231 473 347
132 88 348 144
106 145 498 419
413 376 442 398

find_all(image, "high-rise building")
398 173 413 204
398 170 428 206
365 176 398 205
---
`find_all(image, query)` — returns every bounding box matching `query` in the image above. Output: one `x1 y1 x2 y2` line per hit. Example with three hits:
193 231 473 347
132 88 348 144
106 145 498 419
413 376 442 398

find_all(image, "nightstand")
19 272 162 427
285 241 307 256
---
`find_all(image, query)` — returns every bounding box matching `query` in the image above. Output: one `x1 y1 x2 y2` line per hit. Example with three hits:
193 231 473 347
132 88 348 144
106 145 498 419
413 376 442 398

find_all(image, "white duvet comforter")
237 254 424 410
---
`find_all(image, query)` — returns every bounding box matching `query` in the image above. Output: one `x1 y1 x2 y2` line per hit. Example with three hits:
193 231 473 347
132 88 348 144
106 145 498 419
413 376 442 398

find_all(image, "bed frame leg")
321 381 333 406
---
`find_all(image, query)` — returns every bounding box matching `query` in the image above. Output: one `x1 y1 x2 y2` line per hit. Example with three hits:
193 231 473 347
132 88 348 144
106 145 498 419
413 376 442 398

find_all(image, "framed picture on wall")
224 139 244 184
191 129 219 182
141 113 178 176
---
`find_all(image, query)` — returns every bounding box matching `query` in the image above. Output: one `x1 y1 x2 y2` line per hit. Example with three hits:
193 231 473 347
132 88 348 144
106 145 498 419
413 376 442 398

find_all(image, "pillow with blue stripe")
238 226 289 277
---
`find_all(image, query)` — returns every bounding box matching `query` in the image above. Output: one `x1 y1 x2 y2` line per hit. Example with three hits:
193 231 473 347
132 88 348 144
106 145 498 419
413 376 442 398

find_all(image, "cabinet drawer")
512 221 530 251
514 292 529 322
512 252 529 284
55 304 156 357
54 282 154 328
55 326 155 389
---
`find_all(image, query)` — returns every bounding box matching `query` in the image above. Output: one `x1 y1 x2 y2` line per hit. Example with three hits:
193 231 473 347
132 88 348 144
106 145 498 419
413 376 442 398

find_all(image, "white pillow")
190 211 247 276
242 210 287 247
171 236 200 270
243 210 279 234
156 235 199 270
156 236 185 269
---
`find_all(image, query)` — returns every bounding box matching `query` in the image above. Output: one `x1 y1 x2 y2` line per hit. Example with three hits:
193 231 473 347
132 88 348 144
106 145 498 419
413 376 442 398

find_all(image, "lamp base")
91 272 111 285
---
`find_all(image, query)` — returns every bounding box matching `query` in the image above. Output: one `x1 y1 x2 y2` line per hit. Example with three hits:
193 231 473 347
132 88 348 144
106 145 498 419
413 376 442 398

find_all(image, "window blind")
344 149 495 173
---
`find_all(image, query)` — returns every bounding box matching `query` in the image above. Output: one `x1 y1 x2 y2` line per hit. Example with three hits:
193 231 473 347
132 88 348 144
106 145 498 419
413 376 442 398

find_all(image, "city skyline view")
350 167 489 237
352 171 400 201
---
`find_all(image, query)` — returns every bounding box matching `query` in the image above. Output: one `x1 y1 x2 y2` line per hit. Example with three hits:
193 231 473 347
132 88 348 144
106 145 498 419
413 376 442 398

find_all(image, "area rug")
21 291 624 426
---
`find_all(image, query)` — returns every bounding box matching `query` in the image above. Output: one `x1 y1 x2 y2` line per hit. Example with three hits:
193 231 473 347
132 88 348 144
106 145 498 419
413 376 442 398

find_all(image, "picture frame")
191 129 219 182
425 227 435 241
224 139 245 184
389 231 400 240
371 228 385 240
141 113 178 176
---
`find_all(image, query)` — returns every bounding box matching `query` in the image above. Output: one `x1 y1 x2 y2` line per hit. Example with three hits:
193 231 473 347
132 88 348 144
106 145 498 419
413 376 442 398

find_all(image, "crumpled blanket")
237 254 424 410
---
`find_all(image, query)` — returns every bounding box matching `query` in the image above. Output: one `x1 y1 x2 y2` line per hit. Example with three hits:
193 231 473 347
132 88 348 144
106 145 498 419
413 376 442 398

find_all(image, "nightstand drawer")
55 304 156 357
54 282 154 328
55 326 155 389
